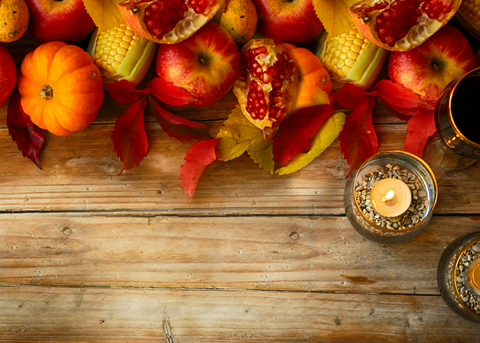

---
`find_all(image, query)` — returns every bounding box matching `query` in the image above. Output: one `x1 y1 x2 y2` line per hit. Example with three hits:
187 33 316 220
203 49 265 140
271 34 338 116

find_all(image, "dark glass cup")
423 67 480 170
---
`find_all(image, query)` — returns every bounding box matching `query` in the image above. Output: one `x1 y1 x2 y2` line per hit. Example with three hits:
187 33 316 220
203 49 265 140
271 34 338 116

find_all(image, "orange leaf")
180 138 220 197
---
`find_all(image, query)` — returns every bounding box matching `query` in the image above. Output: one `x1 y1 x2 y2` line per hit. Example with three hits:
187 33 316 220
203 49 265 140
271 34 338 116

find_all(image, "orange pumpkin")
279 43 332 111
18 41 104 136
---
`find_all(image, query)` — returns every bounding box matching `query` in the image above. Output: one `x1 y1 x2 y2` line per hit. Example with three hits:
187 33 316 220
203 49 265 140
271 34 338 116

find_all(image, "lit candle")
467 259 480 293
370 178 412 217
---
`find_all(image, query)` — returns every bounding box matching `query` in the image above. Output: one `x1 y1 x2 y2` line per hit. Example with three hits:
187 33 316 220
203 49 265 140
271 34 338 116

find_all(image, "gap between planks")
0 281 440 298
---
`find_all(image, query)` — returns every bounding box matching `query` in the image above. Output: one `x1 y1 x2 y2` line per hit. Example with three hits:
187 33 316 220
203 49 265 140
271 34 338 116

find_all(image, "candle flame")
382 190 395 202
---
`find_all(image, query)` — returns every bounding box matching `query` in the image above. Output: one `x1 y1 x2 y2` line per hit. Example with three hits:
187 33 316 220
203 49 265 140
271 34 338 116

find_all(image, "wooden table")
1 32 480 342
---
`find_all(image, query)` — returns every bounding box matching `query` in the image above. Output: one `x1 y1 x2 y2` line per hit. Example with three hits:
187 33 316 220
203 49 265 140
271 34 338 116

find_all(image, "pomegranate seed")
367 0 451 46
272 78 282 89
242 45 297 125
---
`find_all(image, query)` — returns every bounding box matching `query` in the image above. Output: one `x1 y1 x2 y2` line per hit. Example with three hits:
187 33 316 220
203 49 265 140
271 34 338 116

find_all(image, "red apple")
24 0 95 43
155 22 240 107
251 0 323 45
388 25 476 109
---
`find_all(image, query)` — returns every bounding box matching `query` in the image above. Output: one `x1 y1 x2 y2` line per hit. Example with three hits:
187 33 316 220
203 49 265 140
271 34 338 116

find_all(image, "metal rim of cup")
353 150 438 233
447 66 480 149
453 239 480 317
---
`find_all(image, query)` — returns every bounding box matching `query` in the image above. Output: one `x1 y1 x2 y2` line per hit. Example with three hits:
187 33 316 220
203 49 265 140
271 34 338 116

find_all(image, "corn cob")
455 0 480 42
460 0 480 25
316 25 388 91
87 24 157 87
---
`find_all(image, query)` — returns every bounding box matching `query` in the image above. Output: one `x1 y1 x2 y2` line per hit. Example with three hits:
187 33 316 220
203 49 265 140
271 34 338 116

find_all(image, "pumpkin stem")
39 85 53 100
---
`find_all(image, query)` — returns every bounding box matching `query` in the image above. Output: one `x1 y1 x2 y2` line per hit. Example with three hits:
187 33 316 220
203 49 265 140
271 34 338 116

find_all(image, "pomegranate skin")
388 25 476 107
349 0 462 51
155 22 240 106
118 0 224 44
233 39 299 139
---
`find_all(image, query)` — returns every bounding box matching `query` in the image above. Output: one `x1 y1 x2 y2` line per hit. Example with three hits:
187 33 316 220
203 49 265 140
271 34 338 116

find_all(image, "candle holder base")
438 231 480 323
423 133 477 171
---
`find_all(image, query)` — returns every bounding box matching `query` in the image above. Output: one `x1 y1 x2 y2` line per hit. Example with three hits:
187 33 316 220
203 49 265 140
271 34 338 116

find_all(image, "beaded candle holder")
438 231 480 323
344 150 438 244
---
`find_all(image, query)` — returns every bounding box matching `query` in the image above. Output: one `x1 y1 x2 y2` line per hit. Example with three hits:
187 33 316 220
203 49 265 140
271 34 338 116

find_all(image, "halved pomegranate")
349 0 461 51
233 39 299 139
118 0 224 44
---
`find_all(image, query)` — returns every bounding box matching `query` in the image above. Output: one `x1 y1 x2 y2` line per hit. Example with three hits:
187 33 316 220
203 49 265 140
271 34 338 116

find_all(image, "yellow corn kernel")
316 23 389 91
460 0 480 26
92 23 141 76
321 26 369 79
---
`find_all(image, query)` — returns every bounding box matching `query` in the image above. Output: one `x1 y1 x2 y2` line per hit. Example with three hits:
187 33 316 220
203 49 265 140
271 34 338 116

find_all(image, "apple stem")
39 85 53 100
199 57 207 65
433 63 439 71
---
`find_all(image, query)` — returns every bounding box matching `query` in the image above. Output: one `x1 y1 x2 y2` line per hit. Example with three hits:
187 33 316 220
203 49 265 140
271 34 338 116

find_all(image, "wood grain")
0 120 479 214
0 213 478 294
2 30 480 342
0 285 479 342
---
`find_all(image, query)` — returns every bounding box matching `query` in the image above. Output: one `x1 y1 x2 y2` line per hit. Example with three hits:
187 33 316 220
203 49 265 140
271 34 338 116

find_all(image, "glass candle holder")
344 150 438 244
438 231 480 323
423 67 480 170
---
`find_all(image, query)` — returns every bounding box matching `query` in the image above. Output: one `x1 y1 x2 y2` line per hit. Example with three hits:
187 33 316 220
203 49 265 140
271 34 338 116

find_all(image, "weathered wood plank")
0 213 477 294
0 285 479 342
0 122 478 214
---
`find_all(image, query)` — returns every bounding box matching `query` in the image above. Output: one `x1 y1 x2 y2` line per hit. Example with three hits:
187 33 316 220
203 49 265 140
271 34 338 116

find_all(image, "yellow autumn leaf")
247 137 274 173
276 111 346 175
83 0 125 34
313 0 358 38
216 138 250 162
215 105 263 162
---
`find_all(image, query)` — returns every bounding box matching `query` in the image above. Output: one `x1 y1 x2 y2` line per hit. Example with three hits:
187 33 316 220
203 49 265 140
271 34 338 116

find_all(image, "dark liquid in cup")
451 74 480 145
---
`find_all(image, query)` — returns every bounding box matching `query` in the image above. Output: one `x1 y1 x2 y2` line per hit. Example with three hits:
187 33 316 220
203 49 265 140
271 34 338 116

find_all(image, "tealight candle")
344 150 438 244
370 178 412 217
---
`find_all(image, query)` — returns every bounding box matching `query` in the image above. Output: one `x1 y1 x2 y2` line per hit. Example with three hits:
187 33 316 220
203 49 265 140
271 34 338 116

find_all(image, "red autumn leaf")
148 77 196 107
7 89 45 169
333 83 376 109
112 97 148 174
373 79 434 120
339 97 378 177
333 83 378 177
404 110 436 157
105 80 149 104
180 138 220 197
148 97 211 142
273 103 334 166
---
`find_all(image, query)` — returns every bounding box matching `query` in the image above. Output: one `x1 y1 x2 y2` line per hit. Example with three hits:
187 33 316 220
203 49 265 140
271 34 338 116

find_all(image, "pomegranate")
233 39 299 139
349 0 461 51
118 0 224 44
